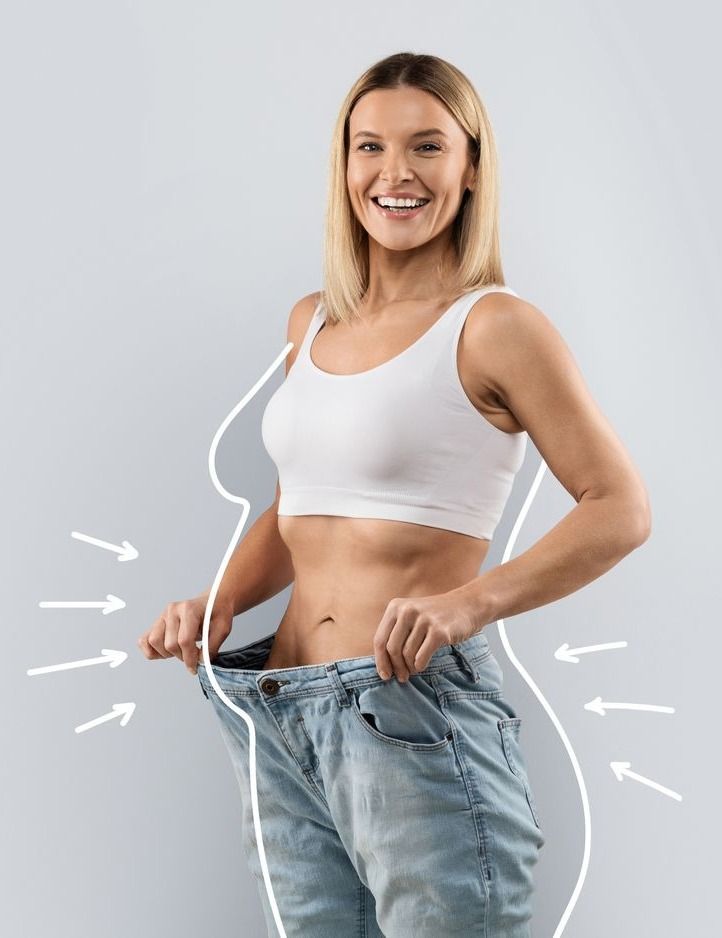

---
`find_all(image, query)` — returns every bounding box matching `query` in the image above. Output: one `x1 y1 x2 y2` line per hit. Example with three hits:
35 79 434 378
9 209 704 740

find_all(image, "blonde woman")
140 52 650 937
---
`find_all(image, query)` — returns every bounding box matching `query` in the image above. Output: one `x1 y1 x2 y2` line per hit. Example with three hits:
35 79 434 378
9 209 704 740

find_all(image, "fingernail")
379 671 389 681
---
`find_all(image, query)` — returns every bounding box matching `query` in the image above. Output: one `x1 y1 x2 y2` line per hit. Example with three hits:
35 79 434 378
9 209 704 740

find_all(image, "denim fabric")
197 629 544 937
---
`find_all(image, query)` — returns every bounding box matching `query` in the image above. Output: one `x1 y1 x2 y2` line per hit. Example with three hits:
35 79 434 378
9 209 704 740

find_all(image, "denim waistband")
197 629 490 698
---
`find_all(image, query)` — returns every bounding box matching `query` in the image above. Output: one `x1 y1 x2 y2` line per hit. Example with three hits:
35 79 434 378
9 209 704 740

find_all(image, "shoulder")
285 291 321 374
288 290 321 339
464 290 569 395
467 289 555 342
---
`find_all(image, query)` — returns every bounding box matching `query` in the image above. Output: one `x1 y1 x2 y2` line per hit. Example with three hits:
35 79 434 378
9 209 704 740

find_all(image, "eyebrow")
352 127 449 140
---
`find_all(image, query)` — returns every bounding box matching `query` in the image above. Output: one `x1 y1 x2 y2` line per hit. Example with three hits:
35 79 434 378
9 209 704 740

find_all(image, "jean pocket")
497 718 542 830
435 651 503 697
349 678 453 752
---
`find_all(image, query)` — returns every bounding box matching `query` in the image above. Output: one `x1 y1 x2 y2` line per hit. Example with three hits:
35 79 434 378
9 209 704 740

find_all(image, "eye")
357 142 442 153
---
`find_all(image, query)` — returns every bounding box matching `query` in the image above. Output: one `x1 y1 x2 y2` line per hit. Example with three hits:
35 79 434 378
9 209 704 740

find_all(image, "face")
346 86 476 251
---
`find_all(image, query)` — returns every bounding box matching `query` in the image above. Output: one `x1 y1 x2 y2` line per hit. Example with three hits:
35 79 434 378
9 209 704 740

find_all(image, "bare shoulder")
463 290 567 396
285 290 321 374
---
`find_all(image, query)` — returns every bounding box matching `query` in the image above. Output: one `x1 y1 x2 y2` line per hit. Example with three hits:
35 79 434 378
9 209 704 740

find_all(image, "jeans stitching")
296 715 320 771
498 720 542 830
359 881 367 938
431 674 493 916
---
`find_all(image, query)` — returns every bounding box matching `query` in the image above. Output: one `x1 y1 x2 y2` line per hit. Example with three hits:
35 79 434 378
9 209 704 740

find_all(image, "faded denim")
197 628 544 937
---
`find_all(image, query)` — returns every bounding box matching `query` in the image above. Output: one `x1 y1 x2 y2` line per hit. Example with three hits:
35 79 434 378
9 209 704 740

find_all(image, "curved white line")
200 341 294 938
497 458 590 937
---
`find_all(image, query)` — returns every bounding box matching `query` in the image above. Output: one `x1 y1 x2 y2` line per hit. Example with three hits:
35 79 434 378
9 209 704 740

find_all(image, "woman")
139 53 651 937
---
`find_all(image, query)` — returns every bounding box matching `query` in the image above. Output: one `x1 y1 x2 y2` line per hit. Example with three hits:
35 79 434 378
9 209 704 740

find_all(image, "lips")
371 196 430 206
370 197 431 219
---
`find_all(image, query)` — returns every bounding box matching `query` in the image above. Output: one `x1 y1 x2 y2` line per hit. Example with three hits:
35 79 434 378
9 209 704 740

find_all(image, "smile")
370 197 430 220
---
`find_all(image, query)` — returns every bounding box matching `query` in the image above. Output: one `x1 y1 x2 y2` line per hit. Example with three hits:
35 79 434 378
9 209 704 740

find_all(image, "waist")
198 628 492 690
267 515 490 666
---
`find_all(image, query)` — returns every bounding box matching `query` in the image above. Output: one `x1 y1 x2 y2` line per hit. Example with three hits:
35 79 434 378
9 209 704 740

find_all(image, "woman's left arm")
453 293 652 630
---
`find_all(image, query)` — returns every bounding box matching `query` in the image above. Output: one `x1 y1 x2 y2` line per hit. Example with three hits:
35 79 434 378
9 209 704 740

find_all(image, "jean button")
260 678 281 696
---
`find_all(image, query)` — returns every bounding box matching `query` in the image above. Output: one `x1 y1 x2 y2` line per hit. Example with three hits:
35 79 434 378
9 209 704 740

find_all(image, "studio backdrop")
2 1 717 936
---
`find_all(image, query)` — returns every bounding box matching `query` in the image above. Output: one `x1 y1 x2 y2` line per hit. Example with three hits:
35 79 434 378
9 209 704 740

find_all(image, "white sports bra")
261 285 528 540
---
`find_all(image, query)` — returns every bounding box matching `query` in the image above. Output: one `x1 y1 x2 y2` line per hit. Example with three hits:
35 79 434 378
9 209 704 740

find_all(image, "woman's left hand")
373 590 485 682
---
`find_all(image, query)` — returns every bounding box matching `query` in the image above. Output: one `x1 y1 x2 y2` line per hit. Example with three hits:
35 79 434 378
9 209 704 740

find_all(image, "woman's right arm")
137 291 320 674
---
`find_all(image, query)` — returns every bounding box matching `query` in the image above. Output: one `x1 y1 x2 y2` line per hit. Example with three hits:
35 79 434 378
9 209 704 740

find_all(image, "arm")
200 291 321 618
452 293 652 629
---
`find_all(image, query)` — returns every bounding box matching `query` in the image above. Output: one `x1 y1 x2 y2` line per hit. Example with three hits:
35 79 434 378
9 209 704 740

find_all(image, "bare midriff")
260 517 490 669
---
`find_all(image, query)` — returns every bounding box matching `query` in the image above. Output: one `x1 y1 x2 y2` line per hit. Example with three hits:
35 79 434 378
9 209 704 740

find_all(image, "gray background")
2 1 718 935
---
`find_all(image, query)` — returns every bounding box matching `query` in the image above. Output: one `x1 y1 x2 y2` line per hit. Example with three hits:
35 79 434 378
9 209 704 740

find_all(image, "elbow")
621 489 652 550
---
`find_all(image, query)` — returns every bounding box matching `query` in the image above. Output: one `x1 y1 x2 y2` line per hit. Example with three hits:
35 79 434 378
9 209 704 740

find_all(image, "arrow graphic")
585 696 675 716
555 640 628 663
38 594 125 615
610 762 682 801
75 702 136 734
27 649 128 676
71 531 139 561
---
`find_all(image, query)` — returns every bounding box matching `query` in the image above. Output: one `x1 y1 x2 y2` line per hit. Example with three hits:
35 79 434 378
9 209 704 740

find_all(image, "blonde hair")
321 51 507 325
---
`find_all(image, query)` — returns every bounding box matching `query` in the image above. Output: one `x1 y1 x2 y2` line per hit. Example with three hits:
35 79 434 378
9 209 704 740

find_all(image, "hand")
138 591 234 676
373 590 482 683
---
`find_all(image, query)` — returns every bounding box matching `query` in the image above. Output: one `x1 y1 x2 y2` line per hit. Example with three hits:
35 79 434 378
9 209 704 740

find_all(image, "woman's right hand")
137 591 235 676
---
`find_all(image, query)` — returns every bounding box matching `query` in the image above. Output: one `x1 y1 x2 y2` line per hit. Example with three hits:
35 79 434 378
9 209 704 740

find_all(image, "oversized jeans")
197 628 545 937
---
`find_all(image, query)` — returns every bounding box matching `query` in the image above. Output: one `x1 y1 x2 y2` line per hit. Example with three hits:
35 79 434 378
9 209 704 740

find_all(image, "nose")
379 150 413 184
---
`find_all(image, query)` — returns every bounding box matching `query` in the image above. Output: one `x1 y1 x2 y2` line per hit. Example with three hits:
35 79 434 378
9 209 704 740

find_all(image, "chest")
309 311 524 435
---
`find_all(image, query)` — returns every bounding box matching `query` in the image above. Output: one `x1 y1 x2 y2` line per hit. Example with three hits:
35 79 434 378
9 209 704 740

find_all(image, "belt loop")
324 661 352 708
450 644 480 683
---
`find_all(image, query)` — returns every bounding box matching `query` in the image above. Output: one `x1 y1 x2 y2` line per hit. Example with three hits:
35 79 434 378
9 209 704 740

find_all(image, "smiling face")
346 85 477 252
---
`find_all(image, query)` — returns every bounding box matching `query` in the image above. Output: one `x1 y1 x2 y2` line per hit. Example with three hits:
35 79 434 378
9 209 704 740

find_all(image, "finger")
148 612 177 660
413 626 445 672
161 607 184 663
373 601 399 679
178 607 202 673
145 616 173 659
137 633 164 660
385 607 415 682
402 627 426 675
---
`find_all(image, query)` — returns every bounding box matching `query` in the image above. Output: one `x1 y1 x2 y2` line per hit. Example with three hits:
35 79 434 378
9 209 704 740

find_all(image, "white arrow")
586 696 675 716
27 648 128 676
610 761 682 801
38 594 125 615
555 640 628 663
75 702 136 734
71 530 139 561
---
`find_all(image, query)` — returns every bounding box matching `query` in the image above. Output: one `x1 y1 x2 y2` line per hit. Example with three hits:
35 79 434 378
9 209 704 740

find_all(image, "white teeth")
376 197 428 208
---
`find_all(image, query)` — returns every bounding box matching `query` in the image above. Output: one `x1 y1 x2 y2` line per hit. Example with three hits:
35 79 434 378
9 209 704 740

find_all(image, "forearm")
454 492 651 629
201 506 295 617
